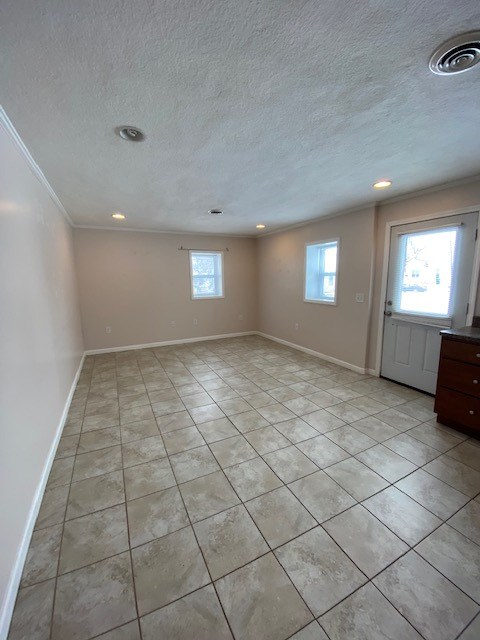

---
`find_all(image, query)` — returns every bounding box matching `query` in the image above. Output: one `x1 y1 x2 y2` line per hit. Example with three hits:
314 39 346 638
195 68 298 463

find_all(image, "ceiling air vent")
430 31 480 75
117 126 144 141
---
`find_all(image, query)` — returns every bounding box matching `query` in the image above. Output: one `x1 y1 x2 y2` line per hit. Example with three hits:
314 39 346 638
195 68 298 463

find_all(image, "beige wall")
0 116 84 633
257 207 376 370
73 229 258 350
256 179 480 373
367 179 480 370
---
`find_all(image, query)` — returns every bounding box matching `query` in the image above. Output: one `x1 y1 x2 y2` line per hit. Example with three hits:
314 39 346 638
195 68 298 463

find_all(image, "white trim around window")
304 238 339 305
189 250 225 300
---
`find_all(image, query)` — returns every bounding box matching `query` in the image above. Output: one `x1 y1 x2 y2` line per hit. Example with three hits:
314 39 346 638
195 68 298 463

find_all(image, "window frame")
392 226 460 319
189 250 225 300
303 238 339 305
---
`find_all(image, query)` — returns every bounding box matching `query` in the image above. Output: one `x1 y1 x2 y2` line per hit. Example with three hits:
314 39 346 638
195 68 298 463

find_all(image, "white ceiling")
1 0 480 235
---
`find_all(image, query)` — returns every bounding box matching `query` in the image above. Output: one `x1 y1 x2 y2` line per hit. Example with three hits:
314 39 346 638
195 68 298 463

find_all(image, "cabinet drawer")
441 339 480 366
434 387 480 430
437 359 480 398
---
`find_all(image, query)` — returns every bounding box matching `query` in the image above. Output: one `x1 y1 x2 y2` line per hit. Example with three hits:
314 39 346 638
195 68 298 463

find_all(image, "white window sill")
304 298 337 306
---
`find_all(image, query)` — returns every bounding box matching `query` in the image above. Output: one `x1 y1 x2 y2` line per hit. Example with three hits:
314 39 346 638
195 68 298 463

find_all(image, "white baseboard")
84 331 257 355
0 352 85 640
85 331 372 375
256 332 368 375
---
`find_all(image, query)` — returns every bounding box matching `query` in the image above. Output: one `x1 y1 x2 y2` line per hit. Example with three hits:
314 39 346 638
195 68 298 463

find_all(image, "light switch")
355 293 365 303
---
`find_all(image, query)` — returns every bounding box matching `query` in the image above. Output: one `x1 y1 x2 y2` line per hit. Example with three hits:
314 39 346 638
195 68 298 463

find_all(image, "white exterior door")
381 212 478 394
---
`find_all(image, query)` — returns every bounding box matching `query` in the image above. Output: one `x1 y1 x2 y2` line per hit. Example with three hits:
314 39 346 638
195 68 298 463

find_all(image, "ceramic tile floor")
8 335 480 640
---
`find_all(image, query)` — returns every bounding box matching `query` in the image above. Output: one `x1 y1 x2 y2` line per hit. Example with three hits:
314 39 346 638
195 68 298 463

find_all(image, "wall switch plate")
193 318 198 325
355 293 365 303
238 314 243 321
294 322 299 330
170 320 176 327
105 326 112 334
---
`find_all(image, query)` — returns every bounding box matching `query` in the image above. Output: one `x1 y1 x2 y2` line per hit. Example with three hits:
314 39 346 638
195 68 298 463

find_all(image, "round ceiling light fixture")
208 208 223 216
429 32 480 75
373 179 392 189
112 212 126 220
117 126 145 142
256 224 266 229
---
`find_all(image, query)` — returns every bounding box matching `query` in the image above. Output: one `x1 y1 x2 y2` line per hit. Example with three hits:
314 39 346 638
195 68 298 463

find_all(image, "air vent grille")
117 127 144 141
430 32 480 75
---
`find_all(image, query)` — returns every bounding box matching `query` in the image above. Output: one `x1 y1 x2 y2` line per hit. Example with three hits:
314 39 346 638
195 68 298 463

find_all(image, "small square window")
304 240 339 304
190 251 224 299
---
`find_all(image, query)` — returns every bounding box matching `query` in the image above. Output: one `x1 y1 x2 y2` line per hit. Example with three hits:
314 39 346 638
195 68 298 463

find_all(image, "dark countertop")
440 326 480 344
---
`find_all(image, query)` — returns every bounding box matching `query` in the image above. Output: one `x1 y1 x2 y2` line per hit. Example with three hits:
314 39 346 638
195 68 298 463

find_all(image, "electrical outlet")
294 322 299 330
193 318 198 326
355 293 365 303
170 320 176 327
105 326 112 334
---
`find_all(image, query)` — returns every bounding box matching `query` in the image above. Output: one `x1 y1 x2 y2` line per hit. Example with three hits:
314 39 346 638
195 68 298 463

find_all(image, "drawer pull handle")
470 410 475 415
474 380 479 384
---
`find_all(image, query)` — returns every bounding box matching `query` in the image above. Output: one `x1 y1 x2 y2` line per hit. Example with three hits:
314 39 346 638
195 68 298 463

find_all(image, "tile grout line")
118 358 144 640
139 359 239 640
140 343 347 635
57 404 471 492
42 464 480 591
47 359 93 640
169 379 310 639
20 336 480 640
168 343 480 637
59 369 480 535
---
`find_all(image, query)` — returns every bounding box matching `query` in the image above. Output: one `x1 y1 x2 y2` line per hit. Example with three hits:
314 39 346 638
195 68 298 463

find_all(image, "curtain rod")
178 246 229 251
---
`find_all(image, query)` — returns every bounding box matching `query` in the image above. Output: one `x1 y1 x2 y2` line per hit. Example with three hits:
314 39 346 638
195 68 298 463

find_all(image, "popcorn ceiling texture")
1 0 480 234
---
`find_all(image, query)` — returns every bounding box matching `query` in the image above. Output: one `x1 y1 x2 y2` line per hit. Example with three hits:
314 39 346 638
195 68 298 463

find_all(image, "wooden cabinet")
435 332 480 436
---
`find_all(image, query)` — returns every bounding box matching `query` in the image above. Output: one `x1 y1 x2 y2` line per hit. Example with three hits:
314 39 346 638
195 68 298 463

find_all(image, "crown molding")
259 204 376 238
0 105 73 226
258 174 480 239
73 224 256 238
377 172 480 206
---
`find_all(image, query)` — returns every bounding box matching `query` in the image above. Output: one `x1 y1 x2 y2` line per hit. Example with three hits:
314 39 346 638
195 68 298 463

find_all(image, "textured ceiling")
1 0 480 235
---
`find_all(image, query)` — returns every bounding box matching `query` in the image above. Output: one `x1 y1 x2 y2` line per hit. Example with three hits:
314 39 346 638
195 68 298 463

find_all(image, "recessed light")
256 224 266 229
373 180 392 189
117 126 144 142
208 209 223 216
112 212 126 220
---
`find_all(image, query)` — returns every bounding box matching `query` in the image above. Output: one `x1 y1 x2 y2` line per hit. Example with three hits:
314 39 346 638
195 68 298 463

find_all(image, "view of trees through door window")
397 227 458 316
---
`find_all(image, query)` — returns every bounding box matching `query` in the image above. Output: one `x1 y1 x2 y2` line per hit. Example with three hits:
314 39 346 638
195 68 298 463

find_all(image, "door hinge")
475 228 478 241
466 302 470 315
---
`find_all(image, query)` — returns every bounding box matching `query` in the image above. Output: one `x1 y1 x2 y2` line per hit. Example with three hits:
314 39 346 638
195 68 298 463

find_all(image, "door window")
392 227 459 317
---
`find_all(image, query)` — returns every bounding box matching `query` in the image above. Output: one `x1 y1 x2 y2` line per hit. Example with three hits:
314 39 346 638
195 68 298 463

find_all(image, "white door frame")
374 206 480 377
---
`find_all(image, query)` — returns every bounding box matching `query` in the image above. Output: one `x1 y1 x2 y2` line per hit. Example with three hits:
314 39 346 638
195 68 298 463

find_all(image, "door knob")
384 311 392 317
